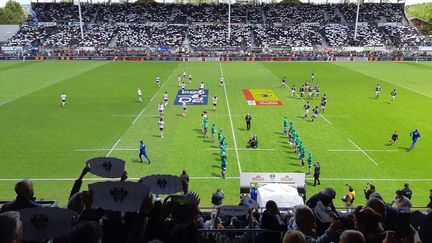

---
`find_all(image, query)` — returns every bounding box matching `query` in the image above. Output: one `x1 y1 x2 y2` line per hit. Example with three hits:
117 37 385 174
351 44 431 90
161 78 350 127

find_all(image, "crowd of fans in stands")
2 2 429 50
1 167 432 243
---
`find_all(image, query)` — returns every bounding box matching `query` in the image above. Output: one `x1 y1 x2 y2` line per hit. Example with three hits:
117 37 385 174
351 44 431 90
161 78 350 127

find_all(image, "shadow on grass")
211 165 220 169
397 146 410 151
151 135 161 138
211 173 221 177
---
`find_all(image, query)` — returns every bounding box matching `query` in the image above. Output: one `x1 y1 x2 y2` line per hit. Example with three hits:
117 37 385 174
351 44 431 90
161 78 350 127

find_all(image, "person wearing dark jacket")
260 200 286 242
211 189 224 208
0 180 42 213
245 113 252 130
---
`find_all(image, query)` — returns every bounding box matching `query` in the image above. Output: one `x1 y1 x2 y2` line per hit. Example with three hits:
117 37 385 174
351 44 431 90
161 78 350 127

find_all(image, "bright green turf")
1 61 431 208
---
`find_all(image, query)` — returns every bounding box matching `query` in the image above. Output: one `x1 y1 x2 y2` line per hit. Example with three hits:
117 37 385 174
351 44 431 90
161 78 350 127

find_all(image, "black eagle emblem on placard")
110 187 128 203
103 161 112 172
269 174 276 180
30 214 49 230
157 178 168 189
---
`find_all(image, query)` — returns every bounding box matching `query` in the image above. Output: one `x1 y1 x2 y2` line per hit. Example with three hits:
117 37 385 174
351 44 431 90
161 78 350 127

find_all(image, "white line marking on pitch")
219 62 242 173
76 148 137 152
295 94 332 125
328 149 398 152
113 114 246 117
132 67 174 124
106 139 121 157
0 176 240 181
348 139 379 166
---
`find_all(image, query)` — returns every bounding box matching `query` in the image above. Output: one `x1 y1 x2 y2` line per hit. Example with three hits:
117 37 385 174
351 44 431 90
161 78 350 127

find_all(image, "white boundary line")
76 148 137 152
219 62 242 173
348 139 379 166
206 148 275 151
132 70 173 125
0 176 240 181
328 149 398 152
106 139 121 157
114 114 247 118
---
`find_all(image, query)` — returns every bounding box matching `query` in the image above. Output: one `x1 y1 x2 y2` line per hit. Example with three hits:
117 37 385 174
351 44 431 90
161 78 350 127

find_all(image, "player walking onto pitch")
137 88 142 102
156 75 160 87
183 69 186 80
408 129 421 151
139 140 151 163
311 69 315 81
181 81 186 92
158 102 165 117
60 92 67 107
389 131 399 145
300 85 305 98
212 96 218 111
390 89 397 103
158 118 165 138
311 106 319 121
304 101 311 119
199 82 205 90
163 91 168 107
203 117 208 138
178 75 182 87
375 84 381 99
220 76 224 86
283 117 288 136
182 100 187 116
281 77 287 88
314 84 320 98
307 152 313 175
188 74 192 83
291 85 296 97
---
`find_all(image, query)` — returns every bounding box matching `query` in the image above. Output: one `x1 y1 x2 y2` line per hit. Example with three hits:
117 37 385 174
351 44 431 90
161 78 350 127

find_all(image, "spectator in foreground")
389 190 412 212
0 211 22 243
363 183 376 200
0 179 42 213
339 230 365 243
401 183 412 200
69 221 102 243
180 169 189 194
260 200 286 242
288 205 340 243
282 230 307 243
353 207 385 243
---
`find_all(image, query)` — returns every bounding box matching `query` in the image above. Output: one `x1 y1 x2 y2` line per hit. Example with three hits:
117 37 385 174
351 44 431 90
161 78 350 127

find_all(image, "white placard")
86 157 125 178
89 181 150 212
138 174 183 194
19 207 78 241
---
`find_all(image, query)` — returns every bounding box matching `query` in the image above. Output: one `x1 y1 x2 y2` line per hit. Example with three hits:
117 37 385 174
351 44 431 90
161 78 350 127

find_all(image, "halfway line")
219 62 242 173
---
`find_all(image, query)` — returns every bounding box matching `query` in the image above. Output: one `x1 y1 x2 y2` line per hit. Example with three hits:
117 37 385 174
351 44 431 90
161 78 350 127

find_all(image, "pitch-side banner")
240 172 305 190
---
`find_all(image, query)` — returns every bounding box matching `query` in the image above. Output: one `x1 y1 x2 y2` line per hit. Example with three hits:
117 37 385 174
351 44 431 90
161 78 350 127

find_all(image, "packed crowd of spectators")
1 167 432 243
254 24 322 48
2 3 430 49
117 24 185 48
188 25 251 48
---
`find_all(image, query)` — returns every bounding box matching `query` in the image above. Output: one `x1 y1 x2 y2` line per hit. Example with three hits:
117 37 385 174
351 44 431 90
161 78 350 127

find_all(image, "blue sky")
1 0 431 8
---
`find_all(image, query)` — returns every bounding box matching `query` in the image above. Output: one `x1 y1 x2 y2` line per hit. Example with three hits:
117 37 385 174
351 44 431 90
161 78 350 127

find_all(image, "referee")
245 113 252 130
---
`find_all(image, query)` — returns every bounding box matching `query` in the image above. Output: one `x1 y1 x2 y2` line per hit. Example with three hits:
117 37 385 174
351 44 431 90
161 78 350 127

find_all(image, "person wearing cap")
401 183 412 200
250 184 258 201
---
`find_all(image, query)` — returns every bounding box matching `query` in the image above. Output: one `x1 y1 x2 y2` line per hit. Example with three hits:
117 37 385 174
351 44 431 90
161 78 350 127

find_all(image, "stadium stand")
2 2 429 51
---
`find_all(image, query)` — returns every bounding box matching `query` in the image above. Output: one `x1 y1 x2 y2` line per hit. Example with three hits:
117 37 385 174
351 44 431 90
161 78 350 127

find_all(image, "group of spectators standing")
1 169 432 243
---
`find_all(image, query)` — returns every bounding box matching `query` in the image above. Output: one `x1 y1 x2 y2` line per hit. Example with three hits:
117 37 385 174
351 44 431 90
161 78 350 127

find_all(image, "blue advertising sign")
174 89 208 105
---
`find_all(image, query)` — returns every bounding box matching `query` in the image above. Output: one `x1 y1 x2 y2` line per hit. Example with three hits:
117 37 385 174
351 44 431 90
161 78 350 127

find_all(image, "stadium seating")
2 3 430 53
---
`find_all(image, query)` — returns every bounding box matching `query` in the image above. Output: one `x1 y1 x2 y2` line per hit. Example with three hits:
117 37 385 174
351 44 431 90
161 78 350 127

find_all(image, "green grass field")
1 61 432 208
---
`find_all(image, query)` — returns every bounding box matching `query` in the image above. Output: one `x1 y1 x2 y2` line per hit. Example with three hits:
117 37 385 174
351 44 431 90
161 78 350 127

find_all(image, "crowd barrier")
1 56 432 62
